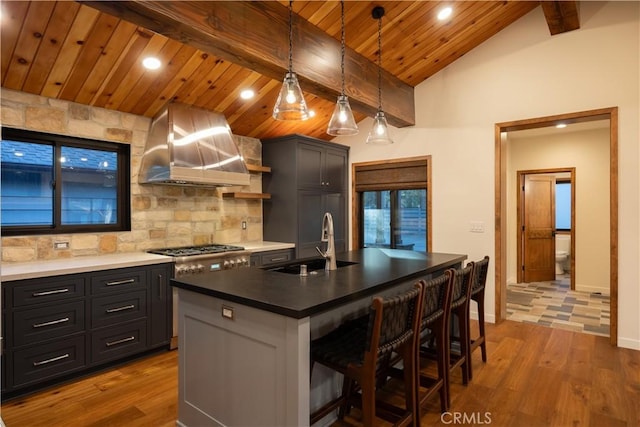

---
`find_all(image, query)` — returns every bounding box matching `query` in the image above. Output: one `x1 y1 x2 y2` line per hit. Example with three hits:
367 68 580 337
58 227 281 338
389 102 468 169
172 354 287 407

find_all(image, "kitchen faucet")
316 212 337 271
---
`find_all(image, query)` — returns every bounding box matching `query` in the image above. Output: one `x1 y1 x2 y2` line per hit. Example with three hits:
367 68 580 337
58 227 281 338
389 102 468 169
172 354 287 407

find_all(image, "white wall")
507 127 610 294
335 2 640 349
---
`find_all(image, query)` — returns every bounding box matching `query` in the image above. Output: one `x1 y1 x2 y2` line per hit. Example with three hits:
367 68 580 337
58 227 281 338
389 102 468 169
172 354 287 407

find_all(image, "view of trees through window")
362 189 427 251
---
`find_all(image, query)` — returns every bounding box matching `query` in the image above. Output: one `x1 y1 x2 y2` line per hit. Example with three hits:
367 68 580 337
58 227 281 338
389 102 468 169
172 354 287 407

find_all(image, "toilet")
555 234 570 275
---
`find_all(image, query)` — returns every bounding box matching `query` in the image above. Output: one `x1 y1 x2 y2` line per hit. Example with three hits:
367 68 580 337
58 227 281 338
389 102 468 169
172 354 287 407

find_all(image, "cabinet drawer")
12 276 85 307
91 268 146 295
91 290 147 329
13 335 86 388
260 249 293 266
91 320 147 364
13 300 85 347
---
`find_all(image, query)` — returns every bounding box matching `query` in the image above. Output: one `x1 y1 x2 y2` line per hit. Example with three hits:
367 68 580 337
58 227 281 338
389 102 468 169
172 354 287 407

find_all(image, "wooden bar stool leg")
478 297 487 362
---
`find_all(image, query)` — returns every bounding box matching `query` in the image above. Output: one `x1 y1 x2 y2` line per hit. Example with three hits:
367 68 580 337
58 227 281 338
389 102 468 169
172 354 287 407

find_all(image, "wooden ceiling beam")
540 1 580 35
80 1 415 127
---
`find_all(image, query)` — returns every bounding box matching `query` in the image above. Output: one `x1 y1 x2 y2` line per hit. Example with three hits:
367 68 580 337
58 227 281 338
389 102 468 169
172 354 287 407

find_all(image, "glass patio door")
362 189 427 251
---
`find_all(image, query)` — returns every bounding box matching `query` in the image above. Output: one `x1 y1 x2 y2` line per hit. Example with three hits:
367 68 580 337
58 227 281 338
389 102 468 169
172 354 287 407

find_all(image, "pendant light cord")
340 0 346 96
288 0 293 73
377 15 382 112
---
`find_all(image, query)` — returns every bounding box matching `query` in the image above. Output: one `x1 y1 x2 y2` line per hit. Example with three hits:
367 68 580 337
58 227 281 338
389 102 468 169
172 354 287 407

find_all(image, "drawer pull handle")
105 278 136 287
33 353 70 367
33 317 70 328
106 336 135 347
270 257 287 262
106 304 135 313
32 288 69 297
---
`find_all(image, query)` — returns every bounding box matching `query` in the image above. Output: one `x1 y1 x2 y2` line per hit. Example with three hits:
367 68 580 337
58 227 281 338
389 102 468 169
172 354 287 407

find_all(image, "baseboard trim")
617 337 640 350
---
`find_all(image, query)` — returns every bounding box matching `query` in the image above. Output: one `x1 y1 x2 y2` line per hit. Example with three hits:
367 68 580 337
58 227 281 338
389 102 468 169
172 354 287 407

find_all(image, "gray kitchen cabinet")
1 262 173 399
148 265 172 348
296 140 346 192
297 191 346 258
249 248 295 267
262 134 349 259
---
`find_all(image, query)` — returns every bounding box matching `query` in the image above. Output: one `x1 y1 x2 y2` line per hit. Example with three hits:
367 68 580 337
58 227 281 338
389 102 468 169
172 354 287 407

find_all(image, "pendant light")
273 0 309 121
366 6 393 145
327 0 358 136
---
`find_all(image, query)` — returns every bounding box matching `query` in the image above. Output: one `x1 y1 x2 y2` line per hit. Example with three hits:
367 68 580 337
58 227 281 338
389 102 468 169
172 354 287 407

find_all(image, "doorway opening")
495 107 618 346
508 168 609 337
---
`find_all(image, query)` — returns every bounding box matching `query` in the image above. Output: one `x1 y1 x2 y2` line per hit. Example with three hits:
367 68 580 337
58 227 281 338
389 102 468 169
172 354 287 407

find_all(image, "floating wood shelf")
246 164 271 173
222 192 271 200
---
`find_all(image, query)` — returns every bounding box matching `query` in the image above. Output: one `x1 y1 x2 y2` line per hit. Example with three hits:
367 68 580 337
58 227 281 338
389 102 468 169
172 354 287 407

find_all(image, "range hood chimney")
139 103 250 187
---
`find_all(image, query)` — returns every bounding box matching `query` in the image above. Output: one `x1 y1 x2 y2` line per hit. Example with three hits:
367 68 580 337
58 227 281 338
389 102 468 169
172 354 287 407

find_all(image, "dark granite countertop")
171 248 466 319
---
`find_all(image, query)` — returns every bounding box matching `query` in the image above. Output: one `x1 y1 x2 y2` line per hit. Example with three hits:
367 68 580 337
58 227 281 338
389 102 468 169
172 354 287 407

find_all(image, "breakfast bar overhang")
171 248 466 427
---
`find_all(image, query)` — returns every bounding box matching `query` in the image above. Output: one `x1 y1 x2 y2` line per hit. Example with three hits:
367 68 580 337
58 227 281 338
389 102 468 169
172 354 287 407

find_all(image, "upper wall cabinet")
297 142 347 192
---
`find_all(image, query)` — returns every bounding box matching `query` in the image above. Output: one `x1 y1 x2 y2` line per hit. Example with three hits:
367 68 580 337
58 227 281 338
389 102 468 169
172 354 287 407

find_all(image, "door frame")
495 107 618 346
516 168 576 289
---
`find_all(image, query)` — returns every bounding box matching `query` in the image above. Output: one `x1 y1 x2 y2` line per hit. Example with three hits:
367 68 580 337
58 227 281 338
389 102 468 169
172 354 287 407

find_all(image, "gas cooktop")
148 244 245 257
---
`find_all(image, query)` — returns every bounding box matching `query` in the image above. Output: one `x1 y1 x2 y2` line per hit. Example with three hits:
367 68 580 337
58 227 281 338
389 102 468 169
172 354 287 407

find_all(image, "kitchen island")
171 248 466 427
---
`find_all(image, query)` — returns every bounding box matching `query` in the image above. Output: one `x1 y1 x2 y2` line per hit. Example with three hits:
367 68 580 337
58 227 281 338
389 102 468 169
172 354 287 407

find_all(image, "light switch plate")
470 221 485 233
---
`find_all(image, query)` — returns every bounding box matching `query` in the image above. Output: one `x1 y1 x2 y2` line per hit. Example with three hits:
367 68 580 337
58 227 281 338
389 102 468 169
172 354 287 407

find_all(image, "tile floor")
506 274 610 337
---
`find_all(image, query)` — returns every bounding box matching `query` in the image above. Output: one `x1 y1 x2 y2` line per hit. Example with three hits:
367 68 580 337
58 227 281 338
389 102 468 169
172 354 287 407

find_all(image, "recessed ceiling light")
240 89 255 100
437 6 453 21
556 123 567 129
308 110 316 118
142 57 161 70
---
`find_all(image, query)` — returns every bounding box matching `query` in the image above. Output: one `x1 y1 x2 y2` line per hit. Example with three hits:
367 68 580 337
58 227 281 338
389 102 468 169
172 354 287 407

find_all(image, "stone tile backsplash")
1 89 264 262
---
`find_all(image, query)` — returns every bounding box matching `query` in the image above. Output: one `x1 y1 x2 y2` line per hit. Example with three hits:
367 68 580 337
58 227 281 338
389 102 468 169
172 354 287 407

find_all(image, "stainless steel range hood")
139 103 250 187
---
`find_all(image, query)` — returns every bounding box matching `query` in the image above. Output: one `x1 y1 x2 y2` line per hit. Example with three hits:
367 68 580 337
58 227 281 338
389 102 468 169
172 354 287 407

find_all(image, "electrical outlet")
241 221 247 230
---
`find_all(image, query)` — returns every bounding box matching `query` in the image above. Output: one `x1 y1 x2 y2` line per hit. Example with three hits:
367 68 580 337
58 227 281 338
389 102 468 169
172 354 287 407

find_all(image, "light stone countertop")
1 252 173 282
0 242 295 282
0 241 295 282
236 241 295 253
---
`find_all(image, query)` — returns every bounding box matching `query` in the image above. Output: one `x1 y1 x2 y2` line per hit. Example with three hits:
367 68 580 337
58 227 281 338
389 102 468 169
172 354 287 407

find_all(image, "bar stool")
447 263 475 406
415 269 455 414
468 256 490 380
310 282 424 427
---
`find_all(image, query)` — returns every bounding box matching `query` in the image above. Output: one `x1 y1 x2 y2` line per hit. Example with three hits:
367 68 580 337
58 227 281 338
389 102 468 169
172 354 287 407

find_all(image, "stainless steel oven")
148 244 251 348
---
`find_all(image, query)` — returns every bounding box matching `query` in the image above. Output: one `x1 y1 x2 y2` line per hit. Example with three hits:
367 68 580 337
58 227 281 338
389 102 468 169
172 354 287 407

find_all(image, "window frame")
1 127 131 236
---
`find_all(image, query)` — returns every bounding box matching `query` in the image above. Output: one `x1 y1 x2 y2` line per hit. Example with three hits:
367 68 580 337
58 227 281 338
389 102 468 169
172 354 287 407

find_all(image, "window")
362 189 427 251
556 180 571 231
353 157 431 252
1 127 131 235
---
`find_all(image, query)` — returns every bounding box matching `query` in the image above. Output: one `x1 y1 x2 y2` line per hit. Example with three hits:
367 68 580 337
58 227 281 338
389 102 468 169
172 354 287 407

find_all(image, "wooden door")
522 175 556 282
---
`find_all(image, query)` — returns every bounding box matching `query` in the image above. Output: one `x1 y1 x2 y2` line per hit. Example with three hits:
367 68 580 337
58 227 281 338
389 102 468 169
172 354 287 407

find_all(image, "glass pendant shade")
327 95 358 136
273 72 309 121
366 111 394 144
327 0 358 136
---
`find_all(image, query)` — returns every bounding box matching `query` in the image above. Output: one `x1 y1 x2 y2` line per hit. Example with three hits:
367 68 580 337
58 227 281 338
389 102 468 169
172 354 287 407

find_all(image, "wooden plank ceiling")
1 1 570 142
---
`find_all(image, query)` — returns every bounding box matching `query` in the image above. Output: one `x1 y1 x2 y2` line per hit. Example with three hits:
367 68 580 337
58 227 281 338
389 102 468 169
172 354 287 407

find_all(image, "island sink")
265 258 358 275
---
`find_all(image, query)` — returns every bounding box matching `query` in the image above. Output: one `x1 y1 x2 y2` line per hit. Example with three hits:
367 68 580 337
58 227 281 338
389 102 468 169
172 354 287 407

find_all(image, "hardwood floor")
2 320 639 427
1 350 178 427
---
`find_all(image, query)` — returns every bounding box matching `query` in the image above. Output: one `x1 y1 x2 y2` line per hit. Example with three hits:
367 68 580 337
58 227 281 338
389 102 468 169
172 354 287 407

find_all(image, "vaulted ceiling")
0 1 579 141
